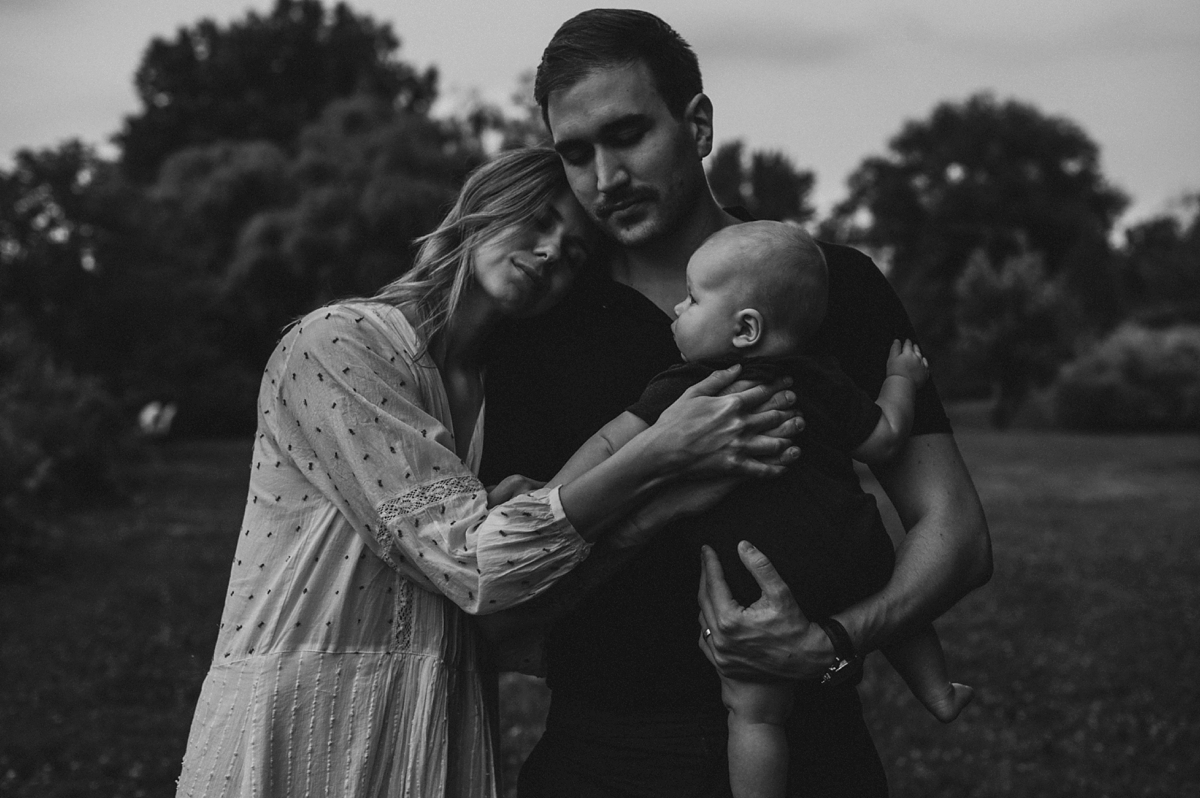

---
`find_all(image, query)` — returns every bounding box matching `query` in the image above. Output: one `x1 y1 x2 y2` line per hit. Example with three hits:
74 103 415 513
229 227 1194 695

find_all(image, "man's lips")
596 190 656 219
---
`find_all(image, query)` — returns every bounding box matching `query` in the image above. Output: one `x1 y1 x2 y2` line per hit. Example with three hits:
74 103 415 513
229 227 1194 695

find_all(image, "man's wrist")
815 616 863 686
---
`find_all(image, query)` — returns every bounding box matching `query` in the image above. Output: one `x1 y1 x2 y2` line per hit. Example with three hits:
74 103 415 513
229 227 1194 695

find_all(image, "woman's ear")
684 93 714 159
732 308 764 350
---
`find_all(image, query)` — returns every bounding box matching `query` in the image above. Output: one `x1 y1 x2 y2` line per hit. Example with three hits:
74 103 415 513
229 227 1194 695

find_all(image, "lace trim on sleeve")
376 475 486 524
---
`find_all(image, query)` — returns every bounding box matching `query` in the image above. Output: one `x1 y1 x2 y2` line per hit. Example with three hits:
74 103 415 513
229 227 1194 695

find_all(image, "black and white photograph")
2 1 1198 796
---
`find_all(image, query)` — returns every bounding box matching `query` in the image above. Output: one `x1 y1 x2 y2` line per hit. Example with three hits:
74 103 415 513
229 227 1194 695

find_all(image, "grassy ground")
1 431 1198 796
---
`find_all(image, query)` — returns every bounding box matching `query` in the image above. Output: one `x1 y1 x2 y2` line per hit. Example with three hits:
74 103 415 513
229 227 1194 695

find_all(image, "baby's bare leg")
721 675 795 798
882 623 974 723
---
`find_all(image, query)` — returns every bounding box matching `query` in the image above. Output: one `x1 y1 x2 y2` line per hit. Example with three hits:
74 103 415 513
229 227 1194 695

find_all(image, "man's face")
546 61 707 248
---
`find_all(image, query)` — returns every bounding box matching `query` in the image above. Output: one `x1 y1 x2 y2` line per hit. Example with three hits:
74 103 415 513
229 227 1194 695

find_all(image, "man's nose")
594 149 628 193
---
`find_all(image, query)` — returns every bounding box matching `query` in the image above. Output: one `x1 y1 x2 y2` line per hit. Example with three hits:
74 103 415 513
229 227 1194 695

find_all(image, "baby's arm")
852 339 929 464
548 411 649 488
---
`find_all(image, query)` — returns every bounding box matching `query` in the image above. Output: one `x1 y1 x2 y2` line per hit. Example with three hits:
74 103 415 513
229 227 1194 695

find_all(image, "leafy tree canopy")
825 93 1128 351
954 250 1074 426
708 140 816 223
116 0 438 182
1118 194 1200 323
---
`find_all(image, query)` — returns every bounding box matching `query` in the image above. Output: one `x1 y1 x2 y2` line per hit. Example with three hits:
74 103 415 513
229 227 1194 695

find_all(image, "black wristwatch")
816 617 862 686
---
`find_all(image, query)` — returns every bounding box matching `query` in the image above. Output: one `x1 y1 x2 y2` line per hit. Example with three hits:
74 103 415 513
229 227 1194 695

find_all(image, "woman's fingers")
724 377 793 413
683 364 743 398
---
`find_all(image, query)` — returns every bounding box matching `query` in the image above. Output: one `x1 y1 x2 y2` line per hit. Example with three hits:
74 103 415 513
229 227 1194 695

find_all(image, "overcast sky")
2 0 1197 224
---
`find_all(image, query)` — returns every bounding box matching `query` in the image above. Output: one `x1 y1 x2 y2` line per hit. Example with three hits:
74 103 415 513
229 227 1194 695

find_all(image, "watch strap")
816 617 861 686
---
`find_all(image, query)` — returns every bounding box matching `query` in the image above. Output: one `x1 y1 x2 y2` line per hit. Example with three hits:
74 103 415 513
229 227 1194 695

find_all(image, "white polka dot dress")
176 303 591 798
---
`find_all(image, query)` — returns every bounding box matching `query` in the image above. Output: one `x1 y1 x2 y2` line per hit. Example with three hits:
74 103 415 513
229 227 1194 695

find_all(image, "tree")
954 250 1074 427
826 93 1127 358
116 0 438 181
1118 194 1200 323
706 141 816 222
218 96 473 371
456 71 550 154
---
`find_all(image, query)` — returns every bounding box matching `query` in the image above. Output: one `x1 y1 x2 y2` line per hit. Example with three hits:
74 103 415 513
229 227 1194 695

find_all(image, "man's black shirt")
481 236 951 786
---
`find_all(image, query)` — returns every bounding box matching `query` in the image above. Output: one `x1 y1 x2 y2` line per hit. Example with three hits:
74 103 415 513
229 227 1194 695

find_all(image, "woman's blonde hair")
370 147 571 345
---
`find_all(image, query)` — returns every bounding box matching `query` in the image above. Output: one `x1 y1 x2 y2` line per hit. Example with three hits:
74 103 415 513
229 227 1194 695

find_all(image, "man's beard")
594 185 690 249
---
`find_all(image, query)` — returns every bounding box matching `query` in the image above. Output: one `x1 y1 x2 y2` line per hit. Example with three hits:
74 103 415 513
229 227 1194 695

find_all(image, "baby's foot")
924 682 974 723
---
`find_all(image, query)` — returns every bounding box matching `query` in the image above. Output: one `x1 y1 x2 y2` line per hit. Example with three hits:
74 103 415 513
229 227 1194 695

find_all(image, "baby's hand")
886 339 930 387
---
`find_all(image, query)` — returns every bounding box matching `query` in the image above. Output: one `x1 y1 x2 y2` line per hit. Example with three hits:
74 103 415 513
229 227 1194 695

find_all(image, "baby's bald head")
695 221 828 350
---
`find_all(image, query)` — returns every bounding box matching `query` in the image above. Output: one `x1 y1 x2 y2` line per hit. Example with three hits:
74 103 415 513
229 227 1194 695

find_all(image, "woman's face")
471 189 596 318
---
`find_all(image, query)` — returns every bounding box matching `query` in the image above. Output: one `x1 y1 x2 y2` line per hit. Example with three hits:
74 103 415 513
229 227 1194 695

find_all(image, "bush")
0 315 135 565
1054 324 1200 431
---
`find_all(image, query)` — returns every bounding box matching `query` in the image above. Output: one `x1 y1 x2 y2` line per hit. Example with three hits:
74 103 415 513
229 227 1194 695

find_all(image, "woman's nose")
534 232 561 264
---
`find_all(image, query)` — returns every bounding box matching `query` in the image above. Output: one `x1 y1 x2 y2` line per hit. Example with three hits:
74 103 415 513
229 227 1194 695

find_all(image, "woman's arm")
553 366 800 535
548 411 649 489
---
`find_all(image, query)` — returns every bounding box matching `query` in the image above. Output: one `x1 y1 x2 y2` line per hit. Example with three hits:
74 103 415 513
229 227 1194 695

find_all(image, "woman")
176 148 797 798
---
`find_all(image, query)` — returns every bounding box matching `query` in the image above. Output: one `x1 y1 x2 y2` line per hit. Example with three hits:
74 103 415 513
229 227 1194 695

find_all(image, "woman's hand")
487 474 546 508
652 365 804 479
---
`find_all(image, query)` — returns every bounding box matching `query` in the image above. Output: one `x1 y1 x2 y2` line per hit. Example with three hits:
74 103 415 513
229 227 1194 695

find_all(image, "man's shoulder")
816 239 881 273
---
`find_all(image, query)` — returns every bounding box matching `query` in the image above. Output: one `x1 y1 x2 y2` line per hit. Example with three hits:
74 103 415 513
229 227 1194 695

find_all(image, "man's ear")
732 309 763 350
684 93 714 159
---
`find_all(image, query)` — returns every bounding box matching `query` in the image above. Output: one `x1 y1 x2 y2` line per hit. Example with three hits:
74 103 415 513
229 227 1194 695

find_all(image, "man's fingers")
758 415 805 440
736 540 795 606
698 544 736 627
752 447 802 469
743 408 803 436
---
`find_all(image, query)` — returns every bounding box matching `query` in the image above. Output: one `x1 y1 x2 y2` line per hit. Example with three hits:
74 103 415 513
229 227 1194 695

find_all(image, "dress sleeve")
266 306 592 615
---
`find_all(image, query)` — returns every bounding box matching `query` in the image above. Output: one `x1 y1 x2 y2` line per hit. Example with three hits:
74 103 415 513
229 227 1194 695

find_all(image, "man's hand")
697 542 834 681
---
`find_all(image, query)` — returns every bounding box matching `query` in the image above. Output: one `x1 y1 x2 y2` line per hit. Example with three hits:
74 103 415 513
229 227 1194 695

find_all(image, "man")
481 9 992 797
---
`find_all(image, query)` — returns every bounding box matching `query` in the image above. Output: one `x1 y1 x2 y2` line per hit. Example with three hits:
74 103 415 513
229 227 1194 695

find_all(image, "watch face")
821 657 862 686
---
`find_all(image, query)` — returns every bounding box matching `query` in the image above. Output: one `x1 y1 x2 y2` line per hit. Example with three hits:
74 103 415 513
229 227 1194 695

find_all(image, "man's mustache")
595 188 658 219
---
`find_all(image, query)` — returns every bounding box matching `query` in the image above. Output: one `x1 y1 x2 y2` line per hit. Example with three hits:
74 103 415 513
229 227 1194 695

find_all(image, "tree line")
3 0 1197 556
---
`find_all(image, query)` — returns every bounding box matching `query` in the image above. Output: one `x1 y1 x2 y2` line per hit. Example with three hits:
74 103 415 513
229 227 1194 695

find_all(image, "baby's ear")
732 309 764 349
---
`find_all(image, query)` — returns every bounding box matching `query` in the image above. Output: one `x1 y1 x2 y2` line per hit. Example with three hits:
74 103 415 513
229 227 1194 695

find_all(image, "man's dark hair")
535 9 702 126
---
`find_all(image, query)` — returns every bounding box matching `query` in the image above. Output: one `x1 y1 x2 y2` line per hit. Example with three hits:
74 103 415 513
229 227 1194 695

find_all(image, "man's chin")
604 216 664 248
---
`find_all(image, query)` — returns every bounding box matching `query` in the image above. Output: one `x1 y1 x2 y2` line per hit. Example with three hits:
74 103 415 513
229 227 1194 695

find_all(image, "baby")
551 221 973 798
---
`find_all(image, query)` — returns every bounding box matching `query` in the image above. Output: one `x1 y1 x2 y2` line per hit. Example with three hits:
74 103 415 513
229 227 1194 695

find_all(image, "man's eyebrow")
598 113 651 137
552 113 652 154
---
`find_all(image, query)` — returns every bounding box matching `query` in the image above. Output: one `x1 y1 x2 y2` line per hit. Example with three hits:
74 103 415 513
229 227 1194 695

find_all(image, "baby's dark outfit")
626 355 895 617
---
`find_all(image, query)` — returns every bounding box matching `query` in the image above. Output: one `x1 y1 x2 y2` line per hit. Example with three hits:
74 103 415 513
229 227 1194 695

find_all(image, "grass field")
1 429 1198 797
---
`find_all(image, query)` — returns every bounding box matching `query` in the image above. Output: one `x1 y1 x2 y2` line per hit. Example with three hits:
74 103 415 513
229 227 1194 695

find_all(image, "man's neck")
611 197 741 317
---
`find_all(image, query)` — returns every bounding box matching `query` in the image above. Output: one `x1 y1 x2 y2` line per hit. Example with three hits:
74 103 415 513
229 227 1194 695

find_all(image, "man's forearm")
845 432 992 654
